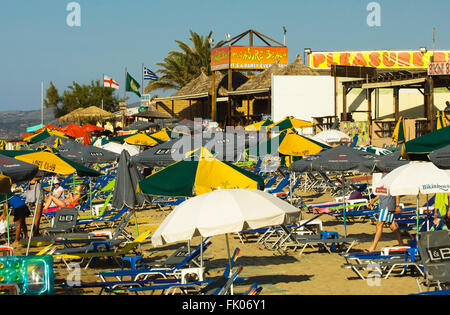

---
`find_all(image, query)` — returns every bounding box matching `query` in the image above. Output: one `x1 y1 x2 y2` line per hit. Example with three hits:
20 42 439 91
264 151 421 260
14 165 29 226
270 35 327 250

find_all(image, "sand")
6 189 431 295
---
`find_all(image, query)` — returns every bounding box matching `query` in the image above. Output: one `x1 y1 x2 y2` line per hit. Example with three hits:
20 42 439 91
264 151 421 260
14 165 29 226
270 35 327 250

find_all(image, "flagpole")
101 73 104 110
41 81 44 126
142 63 144 96
124 67 127 102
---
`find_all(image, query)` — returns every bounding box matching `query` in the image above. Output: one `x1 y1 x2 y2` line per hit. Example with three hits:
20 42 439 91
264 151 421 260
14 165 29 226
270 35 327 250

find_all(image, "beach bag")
0 219 7 235
25 184 36 204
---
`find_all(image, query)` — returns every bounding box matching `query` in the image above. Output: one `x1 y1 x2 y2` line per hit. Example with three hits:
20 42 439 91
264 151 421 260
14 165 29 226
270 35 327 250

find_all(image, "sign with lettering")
428 62 450 75
309 51 450 69
211 46 289 71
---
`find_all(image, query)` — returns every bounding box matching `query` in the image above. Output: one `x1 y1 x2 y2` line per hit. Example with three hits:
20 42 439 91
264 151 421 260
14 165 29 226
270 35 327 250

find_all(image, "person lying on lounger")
43 185 83 210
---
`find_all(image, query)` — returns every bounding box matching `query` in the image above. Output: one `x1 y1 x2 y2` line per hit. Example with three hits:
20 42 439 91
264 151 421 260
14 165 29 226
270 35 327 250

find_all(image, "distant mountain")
0 108 57 140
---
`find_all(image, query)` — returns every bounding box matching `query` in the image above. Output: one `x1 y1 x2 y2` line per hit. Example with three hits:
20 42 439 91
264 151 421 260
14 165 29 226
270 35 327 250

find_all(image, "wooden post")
393 87 400 121
211 71 216 121
228 68 232 126
189 99 192 119
342 85 348 121
428 76 435 131
334 75 338 119
171 100 174 118
367 88 372 143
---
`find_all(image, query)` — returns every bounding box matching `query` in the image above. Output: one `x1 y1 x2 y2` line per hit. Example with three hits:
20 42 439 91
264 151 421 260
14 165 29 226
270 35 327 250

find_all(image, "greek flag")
143 67 159 81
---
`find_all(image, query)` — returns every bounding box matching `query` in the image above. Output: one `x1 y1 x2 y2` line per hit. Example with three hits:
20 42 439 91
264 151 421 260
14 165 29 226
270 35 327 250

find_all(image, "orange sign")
211 46 289 71
309 50 450 69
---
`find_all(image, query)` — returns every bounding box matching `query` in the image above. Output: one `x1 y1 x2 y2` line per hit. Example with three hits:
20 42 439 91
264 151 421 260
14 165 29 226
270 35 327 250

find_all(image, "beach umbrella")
373 161 450 234
35 124 62 134
132 132 248 167
304 145 379 173
0 140 6 150
267 116 313 132
311 129 351 144
24 129 68 144
137 148 264 197
108 132 139 144
83 124 104 133
56 141 119 164
392 117 406 144
244 119 273 132
102 142 140 156
0 154 39 183
14 151 101 177
429 144 450 169
401 125 450 160
29 135 71 149
124 132 162 147
123 121 158 132
170 119 204 133
151 188 301 272
434 111 447 131
112 150 151 209
60 123 91 145
61 106 115 123
248 129 328 166
369 151 409 173
355 145 392 156
148 128 172 142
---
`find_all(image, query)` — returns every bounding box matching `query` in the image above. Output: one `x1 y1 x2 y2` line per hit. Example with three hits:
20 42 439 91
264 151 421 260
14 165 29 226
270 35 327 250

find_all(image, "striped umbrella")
267 116 313 132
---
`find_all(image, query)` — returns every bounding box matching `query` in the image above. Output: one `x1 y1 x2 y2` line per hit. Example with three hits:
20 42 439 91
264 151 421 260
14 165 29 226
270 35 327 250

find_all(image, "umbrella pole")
342 173 347 238
225 233 234 295
200 236 203 271
4 194 9 247
416 195 419 240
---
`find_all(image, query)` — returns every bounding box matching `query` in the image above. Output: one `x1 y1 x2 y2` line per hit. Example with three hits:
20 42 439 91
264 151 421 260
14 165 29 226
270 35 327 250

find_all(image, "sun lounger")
96 239 213 283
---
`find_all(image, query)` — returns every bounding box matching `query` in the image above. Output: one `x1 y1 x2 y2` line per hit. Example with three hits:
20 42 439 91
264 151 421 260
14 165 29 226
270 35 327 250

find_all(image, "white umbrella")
312 130 351 144
374 161 450 196
373 161 450 235
152 188 300 246
102 142 140 156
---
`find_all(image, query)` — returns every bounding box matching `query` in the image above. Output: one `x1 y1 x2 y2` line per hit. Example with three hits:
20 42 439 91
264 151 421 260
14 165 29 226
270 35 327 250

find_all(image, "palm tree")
145 30 225 93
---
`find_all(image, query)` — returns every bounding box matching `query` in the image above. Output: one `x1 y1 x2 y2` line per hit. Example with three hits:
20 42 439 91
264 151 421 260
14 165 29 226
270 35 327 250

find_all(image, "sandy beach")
9 187 430 296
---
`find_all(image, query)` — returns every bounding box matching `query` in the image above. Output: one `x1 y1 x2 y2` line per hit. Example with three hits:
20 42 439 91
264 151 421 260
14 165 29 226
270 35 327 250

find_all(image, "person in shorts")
1 195 31 247
367 192 404 252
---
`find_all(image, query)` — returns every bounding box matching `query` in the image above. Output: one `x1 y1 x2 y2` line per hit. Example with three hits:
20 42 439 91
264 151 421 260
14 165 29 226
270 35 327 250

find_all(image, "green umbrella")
138 149 264 197
401 125 450 159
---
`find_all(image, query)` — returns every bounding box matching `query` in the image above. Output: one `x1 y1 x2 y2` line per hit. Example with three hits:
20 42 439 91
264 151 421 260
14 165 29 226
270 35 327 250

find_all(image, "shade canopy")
267 116 313 132
244 119 273 132
124 132 162 147
373 161 450 196
123 121 158 131
289 145 380 173
392 117 406 144
102 142 140 156
429 144 450 169
14 151 101 177
0 154 39 183
83 124 104 133
56 141 119 164
151 188 301 246
311 130 351 144
401 125 450 159
138 151 264 197
365 151 409 173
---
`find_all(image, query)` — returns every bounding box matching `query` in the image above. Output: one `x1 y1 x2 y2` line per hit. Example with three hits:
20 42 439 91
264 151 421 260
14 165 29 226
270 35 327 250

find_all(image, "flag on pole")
126 72 141 97
103 75 120 89
143 67 159 81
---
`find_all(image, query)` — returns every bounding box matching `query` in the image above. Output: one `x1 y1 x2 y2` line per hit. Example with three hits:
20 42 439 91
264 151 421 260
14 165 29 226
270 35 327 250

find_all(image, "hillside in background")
0 108 56 140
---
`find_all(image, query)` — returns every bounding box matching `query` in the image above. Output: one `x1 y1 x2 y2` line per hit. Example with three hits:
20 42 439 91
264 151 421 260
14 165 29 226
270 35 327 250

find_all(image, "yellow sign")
211 46 289 71
309 50 450 69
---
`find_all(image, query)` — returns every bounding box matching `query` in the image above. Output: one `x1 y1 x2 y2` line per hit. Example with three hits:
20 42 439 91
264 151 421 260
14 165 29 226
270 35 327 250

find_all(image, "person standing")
367 193 404 252
1 195 31 247
26 174 44 237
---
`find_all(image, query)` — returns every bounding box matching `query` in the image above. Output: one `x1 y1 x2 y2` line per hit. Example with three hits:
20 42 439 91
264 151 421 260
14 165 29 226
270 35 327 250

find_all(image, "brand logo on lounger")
427 247 450 262
421 184 450 192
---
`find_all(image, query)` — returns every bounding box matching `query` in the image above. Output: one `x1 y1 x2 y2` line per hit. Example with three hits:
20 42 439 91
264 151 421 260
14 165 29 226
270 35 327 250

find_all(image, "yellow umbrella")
244 119 273 131
0 140 7 150
278 130 325 157
149 128 171 142
0 174 12 194
14 151 101 176
267 116 313 132
124 132 160 147
24 129 68 143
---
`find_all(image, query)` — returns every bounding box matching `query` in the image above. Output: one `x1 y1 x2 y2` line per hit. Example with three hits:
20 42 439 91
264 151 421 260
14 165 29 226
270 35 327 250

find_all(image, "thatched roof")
59 106 115 123
229 55 321 95
234 63 284 92
280 54 321 75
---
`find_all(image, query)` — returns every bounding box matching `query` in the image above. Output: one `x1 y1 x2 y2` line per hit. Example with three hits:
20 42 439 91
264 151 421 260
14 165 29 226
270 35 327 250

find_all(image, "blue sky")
0 0 449 111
